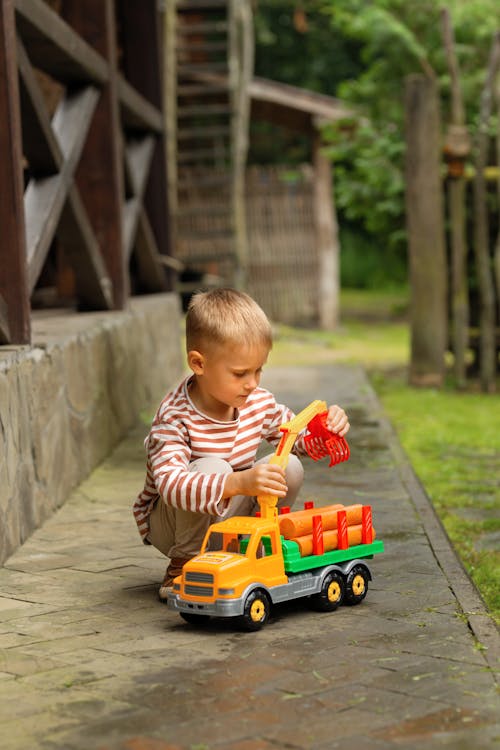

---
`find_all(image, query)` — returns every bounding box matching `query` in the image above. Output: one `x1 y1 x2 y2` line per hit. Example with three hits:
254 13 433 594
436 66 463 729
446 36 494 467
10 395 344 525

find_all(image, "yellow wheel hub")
352 574 366 595
327 580 341 602
250 599 266 622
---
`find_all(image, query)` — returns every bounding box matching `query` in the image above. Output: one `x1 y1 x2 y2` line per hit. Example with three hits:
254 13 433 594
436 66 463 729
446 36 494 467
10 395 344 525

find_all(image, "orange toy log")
279 504 363 539
292 524 376 557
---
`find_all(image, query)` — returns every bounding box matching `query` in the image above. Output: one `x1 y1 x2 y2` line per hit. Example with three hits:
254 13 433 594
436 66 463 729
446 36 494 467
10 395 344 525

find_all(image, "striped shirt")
132 376 306 542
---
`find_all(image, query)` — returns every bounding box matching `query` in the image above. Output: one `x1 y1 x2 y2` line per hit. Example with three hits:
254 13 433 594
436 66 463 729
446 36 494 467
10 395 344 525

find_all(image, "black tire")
344 565 369 606
311 570 345 612
180 612 211 626
238 589 271 631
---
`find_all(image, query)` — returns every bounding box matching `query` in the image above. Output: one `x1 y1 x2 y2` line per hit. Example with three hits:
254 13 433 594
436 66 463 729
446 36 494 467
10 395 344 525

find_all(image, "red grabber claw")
304 412 350 467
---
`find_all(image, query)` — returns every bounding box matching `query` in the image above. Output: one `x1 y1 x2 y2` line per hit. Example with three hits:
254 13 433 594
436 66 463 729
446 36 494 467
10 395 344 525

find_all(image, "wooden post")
230 0 253 290
472 32 500 393
496 70 500 316
119 1 174 289
313 131 340 330
404 74 448 387
0 0 30 343
441 8 470 389
61 0 127 309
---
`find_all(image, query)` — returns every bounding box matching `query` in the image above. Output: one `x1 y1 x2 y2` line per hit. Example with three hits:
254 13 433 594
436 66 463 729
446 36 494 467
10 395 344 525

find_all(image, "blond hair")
186 288 273 353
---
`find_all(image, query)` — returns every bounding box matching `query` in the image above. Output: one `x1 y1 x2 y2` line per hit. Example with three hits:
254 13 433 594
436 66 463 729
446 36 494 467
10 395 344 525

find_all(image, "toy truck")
167 401 384 630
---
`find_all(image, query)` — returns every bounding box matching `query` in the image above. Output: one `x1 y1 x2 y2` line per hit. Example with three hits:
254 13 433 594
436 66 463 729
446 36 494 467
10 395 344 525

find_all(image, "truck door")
251 529 286 585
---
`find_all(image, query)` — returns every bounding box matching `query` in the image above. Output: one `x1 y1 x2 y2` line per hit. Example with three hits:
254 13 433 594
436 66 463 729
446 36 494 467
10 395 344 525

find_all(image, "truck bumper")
167 592 244 618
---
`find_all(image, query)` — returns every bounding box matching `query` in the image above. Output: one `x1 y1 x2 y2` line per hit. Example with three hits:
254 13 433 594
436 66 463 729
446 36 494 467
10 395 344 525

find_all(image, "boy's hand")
223 464 287 499
326 405 350 437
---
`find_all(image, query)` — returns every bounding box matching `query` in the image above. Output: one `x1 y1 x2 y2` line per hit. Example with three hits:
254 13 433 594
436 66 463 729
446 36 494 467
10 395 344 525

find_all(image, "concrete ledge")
0 293 183 564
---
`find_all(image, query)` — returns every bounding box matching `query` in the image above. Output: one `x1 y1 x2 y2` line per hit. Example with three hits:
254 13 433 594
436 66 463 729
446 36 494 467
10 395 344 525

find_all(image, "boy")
133 288 350 601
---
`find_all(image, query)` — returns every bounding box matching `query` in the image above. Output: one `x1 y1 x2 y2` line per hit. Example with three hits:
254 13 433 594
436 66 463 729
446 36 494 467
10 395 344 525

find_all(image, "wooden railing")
0 0 174 345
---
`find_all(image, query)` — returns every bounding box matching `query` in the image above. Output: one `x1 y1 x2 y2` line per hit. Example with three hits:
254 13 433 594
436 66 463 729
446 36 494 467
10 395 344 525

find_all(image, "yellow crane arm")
258 400 327 518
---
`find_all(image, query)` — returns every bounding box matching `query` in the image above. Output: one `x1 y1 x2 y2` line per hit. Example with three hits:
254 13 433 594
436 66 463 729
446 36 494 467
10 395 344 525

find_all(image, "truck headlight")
218 588 235 596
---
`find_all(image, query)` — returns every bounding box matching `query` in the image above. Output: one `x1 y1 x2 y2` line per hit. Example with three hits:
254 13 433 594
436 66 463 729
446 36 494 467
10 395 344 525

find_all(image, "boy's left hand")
326 405 350 437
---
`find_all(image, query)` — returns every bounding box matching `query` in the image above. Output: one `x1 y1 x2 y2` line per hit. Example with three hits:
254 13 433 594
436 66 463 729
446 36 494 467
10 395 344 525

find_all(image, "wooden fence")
246 166 319 325
0 0 173 346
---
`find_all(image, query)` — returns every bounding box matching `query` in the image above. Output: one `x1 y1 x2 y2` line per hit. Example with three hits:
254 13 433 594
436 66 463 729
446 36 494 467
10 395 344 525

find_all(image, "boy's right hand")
223 464 288 500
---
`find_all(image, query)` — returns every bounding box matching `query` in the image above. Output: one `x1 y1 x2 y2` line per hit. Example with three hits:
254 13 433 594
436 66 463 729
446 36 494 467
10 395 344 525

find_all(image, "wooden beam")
0 0 30 343
15 0 108 84
313 133 340 330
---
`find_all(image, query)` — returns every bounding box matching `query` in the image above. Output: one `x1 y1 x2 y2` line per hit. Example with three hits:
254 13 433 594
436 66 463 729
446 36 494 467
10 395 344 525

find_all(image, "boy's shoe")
158 557 191 602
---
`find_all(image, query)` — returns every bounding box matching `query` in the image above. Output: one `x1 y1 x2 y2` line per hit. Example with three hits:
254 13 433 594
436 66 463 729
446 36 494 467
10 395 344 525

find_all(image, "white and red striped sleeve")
147 416 230 515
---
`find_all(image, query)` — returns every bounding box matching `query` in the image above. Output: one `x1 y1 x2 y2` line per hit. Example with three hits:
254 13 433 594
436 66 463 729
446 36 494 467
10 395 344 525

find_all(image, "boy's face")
188 341 270 419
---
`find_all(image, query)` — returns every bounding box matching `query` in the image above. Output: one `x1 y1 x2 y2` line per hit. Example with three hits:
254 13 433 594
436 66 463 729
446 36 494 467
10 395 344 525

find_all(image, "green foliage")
340 225 407 289
253 1 500 288
253 0 363 95
319 0 500 280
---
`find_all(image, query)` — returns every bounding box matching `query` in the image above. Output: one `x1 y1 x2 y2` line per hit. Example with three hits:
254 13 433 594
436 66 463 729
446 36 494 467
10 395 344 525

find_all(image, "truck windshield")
205 531 250 555
204 531 274 558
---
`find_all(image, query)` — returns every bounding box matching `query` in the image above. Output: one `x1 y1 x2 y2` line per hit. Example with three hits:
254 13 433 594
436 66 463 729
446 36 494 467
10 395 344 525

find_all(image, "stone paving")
0 364 498 750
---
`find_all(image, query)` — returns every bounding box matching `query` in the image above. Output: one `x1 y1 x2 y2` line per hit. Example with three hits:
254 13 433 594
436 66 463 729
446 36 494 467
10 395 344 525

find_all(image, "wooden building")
247 77 354 328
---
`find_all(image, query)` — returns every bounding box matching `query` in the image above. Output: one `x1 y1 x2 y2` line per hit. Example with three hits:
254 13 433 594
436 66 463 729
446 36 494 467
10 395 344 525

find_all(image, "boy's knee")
285 454 304 488
189 457 233 474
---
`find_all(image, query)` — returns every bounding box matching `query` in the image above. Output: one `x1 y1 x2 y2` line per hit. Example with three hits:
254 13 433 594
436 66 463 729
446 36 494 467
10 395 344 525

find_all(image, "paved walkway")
0 365 498 750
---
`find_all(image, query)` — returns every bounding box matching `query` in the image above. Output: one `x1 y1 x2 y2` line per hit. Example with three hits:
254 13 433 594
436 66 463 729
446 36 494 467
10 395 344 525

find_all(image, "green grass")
374 373 500 622
268 288 500 623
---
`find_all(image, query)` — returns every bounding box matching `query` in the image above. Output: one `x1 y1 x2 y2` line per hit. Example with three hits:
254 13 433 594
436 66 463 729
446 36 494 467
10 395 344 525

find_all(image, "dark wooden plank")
15 0 108 84
62 0 127 308
119 1 174 286
0 0 30 343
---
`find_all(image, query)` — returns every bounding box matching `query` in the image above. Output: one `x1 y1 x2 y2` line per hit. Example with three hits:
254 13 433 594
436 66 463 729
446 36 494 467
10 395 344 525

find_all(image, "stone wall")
0 293 184 564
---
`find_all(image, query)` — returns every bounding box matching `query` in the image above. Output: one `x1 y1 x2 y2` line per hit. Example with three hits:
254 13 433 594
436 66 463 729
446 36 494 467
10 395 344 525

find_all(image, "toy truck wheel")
311 570 345 612
345 565 369 605
239 589 271 631
180 612 210 626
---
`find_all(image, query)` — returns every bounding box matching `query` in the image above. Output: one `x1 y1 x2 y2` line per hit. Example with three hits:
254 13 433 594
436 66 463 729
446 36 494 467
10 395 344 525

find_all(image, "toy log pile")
278 502 376 557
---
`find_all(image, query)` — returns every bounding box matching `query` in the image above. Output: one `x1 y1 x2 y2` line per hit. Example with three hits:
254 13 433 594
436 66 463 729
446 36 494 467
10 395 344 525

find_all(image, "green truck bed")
282 537 385 574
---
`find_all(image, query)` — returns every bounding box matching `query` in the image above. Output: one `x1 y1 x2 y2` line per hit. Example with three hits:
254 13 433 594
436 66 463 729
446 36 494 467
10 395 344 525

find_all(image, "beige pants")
148 453 304 560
